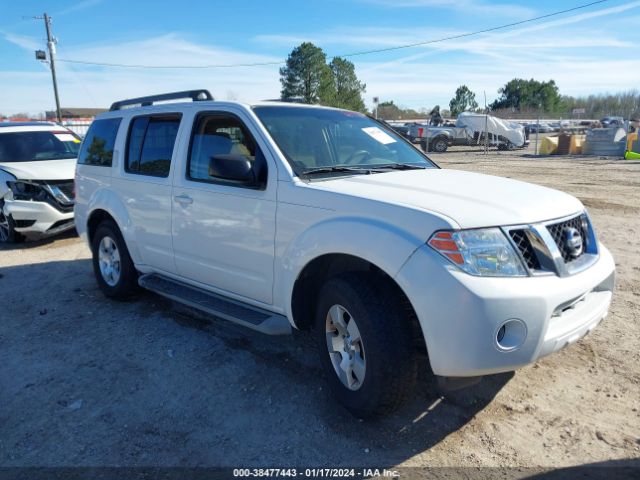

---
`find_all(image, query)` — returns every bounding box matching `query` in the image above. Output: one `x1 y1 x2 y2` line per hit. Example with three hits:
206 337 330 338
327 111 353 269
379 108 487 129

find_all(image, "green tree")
560 90 640 118
376 100 421 120
490 78 561 113
449 85 478 117
323 57 366 112
280 42 332 104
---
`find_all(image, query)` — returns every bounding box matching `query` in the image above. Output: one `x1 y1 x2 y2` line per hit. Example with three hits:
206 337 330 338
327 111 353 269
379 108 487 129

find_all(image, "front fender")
276 216 426 322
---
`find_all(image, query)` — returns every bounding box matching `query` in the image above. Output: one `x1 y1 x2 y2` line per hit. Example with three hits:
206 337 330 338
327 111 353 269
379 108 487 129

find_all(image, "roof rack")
109 89 213 111
0 121 57 127
262 98 305 103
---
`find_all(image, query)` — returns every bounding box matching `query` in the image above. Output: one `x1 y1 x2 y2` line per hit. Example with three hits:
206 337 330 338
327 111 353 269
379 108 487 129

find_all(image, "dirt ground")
1 144 639 471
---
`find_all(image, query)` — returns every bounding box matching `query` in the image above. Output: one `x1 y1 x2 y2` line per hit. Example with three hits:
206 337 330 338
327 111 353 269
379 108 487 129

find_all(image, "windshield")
0 130 81 163
253 106 436 176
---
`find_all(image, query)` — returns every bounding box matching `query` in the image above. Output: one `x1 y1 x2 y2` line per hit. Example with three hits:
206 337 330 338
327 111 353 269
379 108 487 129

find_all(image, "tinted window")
78 118 121 167
253 106 435 175
0 130 81 163
126 115 180 178
188 113 266 188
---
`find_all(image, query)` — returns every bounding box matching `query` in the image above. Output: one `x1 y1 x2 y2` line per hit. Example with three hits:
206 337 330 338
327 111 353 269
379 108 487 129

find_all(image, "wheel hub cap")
325 304 366 391
98 236 121 286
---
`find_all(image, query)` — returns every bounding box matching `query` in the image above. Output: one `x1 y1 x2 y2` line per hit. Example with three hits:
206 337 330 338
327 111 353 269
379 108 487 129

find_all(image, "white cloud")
359 57 640 109
0 34 283 114
2 32 41 51
55 0 103 16
2 1 640 115
360 0 534 17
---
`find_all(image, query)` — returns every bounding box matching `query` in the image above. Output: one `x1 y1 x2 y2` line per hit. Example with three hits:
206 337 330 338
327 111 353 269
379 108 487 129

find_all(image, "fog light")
495 319 527 351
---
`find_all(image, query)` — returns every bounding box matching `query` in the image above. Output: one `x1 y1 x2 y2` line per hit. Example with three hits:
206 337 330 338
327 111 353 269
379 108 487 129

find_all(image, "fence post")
534 113 540 156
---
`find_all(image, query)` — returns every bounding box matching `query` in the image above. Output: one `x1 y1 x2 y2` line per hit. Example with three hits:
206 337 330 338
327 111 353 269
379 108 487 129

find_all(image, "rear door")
111 112 182 274
171 108 277 304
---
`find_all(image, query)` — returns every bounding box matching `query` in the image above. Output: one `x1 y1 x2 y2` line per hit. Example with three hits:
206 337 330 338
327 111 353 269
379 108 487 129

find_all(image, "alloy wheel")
98 236 121 286
325 304 366 391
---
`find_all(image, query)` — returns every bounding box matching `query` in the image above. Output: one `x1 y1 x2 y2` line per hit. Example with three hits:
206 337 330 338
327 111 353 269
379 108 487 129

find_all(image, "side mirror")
209 154 255 185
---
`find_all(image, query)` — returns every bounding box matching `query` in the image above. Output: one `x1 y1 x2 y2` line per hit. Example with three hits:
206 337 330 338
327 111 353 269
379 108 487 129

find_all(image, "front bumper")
3 199 74 235
396 242 615 377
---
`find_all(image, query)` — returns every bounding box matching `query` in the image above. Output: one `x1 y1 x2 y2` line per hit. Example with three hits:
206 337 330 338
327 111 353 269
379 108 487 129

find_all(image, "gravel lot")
1 145 639 470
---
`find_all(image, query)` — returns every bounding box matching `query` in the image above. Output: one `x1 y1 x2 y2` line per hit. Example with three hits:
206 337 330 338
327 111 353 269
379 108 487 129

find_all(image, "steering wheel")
344 149 372 165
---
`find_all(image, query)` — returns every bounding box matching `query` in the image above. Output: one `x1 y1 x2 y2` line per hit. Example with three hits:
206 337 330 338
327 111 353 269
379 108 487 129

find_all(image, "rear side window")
78 118 121 167
126 114 181 178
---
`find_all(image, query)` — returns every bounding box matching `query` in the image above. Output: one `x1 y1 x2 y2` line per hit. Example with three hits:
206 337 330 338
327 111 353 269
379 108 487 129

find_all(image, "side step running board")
138 273 292 336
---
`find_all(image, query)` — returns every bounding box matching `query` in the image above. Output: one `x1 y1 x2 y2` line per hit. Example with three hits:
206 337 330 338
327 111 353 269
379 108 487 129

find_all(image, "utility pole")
38 13 62 122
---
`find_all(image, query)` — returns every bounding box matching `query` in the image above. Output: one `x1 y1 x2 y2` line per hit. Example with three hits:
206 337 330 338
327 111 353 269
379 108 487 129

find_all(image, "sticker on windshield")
361 127 396 145
54 133 79 143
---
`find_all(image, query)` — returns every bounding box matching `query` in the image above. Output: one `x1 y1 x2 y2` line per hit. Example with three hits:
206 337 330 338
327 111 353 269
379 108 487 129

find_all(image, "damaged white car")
0 122 80 243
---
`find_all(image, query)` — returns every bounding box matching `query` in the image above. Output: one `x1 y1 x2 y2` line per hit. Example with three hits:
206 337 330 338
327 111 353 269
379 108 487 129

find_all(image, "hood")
0 158 77 181
309 169 583 229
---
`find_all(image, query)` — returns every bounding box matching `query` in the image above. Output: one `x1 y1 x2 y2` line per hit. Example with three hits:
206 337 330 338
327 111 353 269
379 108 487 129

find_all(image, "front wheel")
315 274 416 418
91 220 139 299
0 204 25 244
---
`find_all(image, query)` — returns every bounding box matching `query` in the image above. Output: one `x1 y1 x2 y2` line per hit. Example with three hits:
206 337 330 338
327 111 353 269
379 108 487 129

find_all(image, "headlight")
7 181 47 201
428 228 527 277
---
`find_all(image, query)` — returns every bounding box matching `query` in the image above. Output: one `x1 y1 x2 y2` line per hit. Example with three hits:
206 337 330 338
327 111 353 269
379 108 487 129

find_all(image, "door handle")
174 194 193 205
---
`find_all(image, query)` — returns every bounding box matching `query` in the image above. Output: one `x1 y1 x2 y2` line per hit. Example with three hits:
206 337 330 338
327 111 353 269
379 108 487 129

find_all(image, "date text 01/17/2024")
232 468 400 478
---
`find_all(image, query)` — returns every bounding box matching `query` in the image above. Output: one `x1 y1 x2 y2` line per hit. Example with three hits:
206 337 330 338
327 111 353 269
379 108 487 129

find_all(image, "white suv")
74 90 615 417
0 122 79 242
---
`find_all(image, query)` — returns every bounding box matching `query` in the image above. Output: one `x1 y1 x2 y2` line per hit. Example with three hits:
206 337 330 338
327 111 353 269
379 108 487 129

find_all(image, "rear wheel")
91 220 139 299
430 137 449 153
315 274 416 418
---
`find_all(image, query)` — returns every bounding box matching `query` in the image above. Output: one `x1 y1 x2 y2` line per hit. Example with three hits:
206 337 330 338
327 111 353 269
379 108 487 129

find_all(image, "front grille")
546 214 588 263
45 181 75 201
509 229 541 270
39 180 75 212
56 181 74 199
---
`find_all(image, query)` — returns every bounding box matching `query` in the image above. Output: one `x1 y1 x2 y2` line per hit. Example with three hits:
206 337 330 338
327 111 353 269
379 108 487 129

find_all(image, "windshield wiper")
300 166 378 176
374 163 428 170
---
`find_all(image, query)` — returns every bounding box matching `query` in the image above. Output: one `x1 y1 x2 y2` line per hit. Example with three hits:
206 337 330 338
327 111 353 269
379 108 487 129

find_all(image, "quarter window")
78 118 121 167
126 114 181 178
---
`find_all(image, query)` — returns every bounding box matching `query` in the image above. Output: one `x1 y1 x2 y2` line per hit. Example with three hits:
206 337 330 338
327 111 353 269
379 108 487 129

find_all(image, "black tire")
430 136 449 153
0 204 25 244
91 220 139 299
315 273 417 418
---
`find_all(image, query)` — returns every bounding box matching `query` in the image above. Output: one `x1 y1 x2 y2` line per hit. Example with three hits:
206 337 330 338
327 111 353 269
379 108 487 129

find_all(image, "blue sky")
1 0 639 115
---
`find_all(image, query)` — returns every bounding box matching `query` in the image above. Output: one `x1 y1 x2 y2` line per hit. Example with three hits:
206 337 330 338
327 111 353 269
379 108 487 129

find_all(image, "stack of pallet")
582 127 627 156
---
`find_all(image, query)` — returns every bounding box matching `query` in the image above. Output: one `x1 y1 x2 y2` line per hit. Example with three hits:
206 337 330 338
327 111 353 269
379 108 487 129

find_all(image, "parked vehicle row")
389 116 630 149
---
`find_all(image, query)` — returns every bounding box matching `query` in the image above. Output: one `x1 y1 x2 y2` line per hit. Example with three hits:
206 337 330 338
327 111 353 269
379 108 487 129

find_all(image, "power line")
56 0 609 69
336 0 610 57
